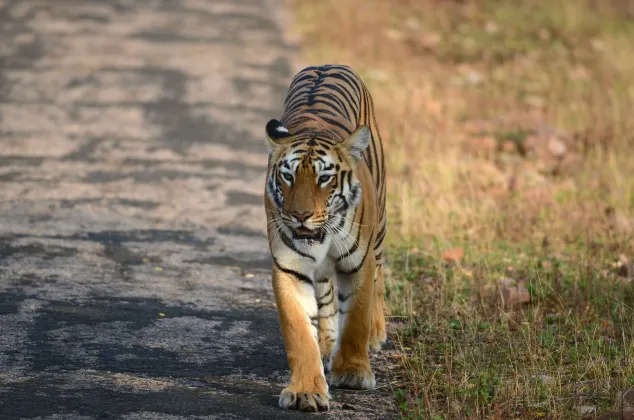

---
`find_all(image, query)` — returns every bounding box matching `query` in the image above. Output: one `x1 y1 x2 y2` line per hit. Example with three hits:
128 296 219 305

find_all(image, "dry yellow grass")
289 0 634 418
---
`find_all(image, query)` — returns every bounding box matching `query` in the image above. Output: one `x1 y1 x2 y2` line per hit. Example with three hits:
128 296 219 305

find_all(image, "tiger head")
264 119 370 241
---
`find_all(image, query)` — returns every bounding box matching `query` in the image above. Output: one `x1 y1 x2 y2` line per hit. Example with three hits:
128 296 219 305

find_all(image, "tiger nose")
292 211 313 222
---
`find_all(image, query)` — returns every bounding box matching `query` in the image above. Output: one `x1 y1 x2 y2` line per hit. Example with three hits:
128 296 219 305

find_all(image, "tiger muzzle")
292 225 324 241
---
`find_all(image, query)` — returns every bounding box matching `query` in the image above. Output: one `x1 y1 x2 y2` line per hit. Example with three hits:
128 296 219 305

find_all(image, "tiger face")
265 119 370 242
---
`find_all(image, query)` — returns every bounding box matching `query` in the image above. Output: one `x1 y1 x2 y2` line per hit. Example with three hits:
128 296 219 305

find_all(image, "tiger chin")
263 65 387 412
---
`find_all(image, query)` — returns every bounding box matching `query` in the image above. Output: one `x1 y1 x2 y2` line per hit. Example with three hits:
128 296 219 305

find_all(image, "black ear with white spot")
266 119 293 148
341 125 371 161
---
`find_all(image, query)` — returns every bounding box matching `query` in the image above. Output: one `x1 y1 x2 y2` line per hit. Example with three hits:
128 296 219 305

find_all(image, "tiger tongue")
295 226 315 236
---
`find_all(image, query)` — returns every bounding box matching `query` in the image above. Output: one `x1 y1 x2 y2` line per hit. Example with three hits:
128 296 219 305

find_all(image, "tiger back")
263 64 387 412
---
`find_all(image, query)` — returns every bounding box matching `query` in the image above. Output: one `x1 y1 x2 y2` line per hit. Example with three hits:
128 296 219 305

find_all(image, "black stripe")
317 285 333 300
334 212 346 231
317 115 350 134
310 97 346 117
273 256 313 285
318 291 335 309
320 309 338 318
322 92 353 121
374 222 386 251
336 205 364 262
337 227 375 275
327 73 361 103
338 292 353 302
321 83 358 119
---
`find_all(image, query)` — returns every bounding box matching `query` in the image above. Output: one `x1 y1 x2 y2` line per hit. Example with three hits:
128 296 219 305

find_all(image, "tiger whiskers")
322 221 349 259
266 217 285 248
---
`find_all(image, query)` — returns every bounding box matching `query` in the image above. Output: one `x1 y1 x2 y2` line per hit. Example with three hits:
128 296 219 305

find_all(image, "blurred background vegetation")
289 0 634 418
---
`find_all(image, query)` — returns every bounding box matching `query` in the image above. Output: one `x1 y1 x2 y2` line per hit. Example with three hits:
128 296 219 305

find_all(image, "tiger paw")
278 387 330 412
369 327 387 353
319 336 336 372
330 365 376 390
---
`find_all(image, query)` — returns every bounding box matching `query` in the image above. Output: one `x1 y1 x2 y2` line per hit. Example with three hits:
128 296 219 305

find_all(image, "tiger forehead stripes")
263 64 387 412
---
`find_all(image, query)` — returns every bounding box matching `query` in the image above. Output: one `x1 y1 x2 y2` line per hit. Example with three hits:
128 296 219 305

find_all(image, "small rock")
547 137 567 158
441 248 465 264
621 387 634 406
575 405 596 416
497 279 531 306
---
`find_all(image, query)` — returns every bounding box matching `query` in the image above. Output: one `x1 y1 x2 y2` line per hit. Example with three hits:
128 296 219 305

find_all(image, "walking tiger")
263 64 387 412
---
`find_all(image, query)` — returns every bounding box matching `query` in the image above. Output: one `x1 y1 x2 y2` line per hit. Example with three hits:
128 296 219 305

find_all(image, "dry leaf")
502 140 517 153
442 248 465 264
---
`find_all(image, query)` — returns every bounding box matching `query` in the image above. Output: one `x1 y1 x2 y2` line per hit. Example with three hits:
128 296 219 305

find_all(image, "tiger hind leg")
369 264 387 352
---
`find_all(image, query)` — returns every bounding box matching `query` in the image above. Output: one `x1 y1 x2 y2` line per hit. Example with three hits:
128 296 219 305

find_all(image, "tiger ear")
265 119 293 149
341 125 371 161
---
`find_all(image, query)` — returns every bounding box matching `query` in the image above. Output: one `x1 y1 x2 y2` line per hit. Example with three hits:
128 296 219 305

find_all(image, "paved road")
0 1 397 419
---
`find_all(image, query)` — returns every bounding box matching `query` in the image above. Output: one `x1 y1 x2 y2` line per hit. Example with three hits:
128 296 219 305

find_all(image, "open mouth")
293 226 323 241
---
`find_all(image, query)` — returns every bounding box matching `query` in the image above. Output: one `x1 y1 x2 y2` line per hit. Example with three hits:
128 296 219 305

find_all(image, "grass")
288 0 634 418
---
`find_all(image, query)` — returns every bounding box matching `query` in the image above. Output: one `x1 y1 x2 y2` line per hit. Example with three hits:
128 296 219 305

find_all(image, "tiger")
263 64 387 412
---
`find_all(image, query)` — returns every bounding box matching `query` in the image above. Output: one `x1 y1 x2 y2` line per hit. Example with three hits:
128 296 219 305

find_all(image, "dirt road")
0 1 396 418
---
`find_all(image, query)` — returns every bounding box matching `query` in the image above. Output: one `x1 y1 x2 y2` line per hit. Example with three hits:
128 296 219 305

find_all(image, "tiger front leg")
315 278 338 370
272 267 329 412
329 257 377 390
